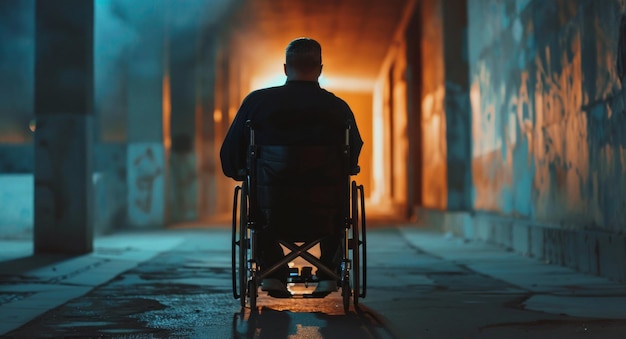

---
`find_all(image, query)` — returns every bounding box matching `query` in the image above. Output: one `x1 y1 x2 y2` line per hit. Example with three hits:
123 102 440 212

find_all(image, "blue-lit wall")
0 0 34 236
411 0 626 282
0 0 233 237
0 0 34 147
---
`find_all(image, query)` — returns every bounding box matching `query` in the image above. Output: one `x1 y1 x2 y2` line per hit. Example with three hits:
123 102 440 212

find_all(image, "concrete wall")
0 174 33 237
0 0 34 145
372 41 410 212
419 0 447 210
423 0 626 282
0 0 233 238
1 162 126 238
0 1 35 238
469 0 626 231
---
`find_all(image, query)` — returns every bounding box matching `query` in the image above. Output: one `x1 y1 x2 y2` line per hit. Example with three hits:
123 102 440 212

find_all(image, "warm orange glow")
250 73 375 93
213 109 223 124
390 48 408 208
0 133 28 143
368 74 411 218
371 81 386 205
246 59 386 218
228 107 237 123
421 85 447 209
162 74 171 150
334 90 374 200
246 52 283 88
194 98 203 156
0 122 31 142
226 36 405 220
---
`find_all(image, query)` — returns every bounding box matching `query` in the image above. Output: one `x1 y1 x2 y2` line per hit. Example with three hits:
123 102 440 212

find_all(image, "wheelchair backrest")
246 120 352 239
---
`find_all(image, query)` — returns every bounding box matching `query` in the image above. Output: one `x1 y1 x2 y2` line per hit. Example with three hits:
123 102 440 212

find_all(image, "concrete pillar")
34 0 94 254
168 26 219 222
197 37 218 221
168 25 200 223
442 0 472 211
125 13 166 228
405 3 424 218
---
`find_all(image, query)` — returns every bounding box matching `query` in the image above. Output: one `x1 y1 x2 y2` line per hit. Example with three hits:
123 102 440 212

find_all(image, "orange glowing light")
162 74 171 149
228 107 237 123
214 109 223 123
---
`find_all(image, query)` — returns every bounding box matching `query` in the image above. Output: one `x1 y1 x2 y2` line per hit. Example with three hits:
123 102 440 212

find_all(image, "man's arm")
347 111 363 174
220 99 251 181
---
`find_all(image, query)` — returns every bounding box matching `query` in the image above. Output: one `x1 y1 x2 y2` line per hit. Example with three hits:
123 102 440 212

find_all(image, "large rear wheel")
231 186 241 301
358 183 367 300
351 181 360 306
239 182 249 308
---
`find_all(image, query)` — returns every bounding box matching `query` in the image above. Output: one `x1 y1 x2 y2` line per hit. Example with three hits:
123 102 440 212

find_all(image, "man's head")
284 37 323 81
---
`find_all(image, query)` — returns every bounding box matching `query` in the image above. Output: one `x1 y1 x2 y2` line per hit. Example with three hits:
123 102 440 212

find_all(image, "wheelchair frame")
231 120 367 312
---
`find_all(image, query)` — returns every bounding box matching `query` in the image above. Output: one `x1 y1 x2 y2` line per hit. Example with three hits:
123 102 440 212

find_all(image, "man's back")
220 80 362 180
248 80 350 145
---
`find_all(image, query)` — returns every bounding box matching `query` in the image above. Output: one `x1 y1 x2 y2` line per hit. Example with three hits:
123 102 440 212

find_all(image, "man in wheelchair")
220 37 363 298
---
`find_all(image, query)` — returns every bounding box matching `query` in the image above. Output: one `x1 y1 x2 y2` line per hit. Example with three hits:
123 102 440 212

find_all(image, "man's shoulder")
320 88 351 109
244 85 284 101
251 85 285 95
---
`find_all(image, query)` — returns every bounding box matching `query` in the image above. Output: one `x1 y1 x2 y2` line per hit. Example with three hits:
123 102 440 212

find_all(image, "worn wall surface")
0 0 34 145
0 1 35 177
469 0 626 232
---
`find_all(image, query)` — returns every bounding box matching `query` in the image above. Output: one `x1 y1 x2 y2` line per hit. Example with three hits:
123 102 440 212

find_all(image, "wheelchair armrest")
236 168 247 181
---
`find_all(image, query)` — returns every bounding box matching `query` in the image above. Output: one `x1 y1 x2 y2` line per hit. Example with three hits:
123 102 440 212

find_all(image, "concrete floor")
1 225 626 338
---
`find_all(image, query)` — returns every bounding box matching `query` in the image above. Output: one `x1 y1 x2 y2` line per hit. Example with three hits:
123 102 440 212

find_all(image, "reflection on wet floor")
234 301 396 339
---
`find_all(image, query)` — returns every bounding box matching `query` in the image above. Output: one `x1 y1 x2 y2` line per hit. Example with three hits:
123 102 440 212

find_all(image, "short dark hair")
285 37 322 70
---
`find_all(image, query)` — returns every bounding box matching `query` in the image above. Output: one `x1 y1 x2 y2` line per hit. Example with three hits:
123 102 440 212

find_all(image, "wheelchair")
231 120 367 312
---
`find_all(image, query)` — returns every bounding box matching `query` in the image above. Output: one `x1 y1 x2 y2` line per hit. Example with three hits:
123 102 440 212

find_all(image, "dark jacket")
220 80 363 181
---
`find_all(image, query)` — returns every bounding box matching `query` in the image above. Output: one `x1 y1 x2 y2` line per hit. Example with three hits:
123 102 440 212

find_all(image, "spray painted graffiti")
532 38 589 221
471 60 511 213
128 143 164 227
469 0 626 230
133 147 162 213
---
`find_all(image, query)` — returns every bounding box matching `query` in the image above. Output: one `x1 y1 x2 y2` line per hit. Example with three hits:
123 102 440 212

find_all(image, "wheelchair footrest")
288 266 316 283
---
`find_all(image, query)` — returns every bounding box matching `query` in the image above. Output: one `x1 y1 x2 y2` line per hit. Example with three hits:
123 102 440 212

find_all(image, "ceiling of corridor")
226 0 411 91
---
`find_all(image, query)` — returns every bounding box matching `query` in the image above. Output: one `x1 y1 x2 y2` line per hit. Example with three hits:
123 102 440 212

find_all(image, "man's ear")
284 64 288 76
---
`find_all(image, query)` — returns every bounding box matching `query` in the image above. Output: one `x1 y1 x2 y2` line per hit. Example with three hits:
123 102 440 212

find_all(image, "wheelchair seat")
231 120 366 312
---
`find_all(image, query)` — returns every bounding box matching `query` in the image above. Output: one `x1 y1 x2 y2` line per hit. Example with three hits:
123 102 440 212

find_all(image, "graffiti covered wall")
469 0 626 232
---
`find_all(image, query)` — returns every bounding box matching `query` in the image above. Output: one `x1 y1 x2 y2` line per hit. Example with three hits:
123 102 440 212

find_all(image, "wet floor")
4 227 626 338
5 228 396 338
